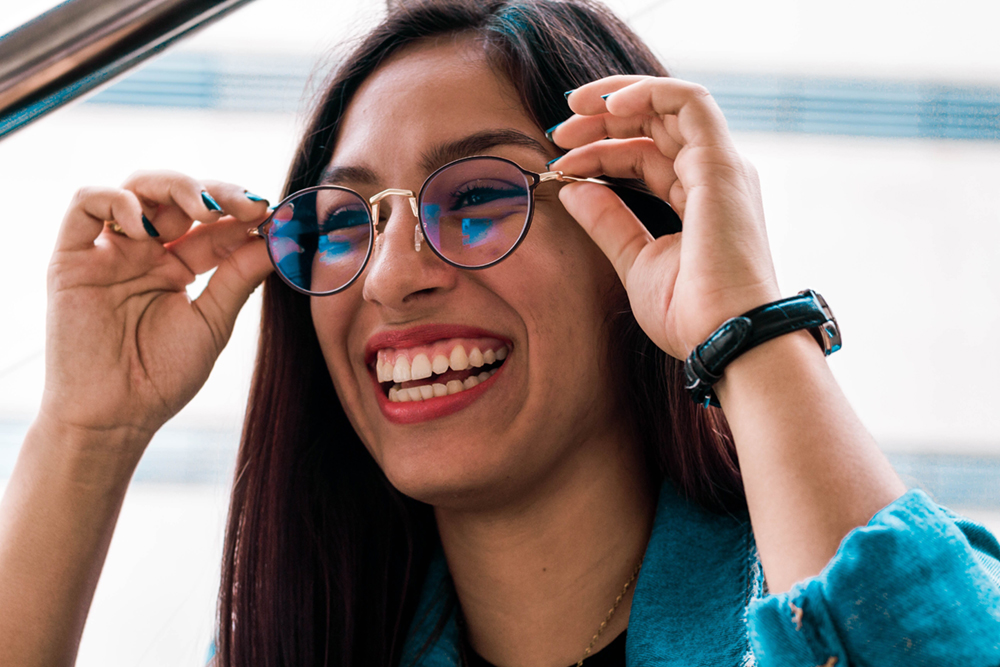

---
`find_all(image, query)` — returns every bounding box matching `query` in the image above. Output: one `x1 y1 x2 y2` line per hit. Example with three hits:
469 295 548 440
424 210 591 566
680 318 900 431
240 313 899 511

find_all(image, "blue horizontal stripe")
82 53 1000 140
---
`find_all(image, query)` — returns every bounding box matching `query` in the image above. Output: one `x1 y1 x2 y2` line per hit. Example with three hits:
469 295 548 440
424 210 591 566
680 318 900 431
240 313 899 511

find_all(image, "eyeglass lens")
264 156 534 295
266 188 373 294
419 157 531 269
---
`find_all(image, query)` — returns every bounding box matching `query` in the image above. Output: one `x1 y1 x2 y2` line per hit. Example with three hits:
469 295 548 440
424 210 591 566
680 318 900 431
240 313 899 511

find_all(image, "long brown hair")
217 2 742 665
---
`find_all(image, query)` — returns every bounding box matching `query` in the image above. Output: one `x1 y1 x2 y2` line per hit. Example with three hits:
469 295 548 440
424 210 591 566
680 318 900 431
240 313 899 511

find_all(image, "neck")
435 436 655 667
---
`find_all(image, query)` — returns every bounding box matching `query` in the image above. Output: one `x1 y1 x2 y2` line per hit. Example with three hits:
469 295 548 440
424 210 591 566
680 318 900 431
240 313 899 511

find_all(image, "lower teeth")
388 369 497 402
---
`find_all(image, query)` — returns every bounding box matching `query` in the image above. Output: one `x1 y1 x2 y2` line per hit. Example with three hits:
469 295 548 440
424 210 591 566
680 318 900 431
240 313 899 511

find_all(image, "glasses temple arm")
537 171 612 186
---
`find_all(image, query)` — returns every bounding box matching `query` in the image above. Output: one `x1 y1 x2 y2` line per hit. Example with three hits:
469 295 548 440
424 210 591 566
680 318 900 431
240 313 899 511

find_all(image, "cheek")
500 209 619 376
309 291 364 412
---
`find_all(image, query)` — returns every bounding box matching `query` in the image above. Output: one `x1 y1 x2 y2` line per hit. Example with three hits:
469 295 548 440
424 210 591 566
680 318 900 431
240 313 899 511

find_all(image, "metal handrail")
0 0 259 140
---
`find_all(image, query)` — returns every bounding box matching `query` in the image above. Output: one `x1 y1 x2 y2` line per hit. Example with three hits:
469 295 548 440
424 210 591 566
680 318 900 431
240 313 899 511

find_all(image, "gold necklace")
576 562 642 667
457 561 643 667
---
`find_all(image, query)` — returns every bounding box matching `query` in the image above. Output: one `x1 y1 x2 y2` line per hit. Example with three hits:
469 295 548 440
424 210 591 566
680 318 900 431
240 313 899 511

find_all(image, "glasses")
248 154 678 296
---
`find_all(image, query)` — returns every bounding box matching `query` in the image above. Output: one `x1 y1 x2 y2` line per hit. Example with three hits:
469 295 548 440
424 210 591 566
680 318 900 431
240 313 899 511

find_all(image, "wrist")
712 329 823 406
26 414 153 489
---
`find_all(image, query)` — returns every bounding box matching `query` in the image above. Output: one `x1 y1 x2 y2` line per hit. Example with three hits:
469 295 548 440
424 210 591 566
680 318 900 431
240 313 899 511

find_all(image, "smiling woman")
1 1 999 667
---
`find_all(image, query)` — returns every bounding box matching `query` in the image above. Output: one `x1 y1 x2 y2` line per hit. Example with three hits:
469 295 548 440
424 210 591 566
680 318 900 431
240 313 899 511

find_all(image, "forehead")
331 37 542 171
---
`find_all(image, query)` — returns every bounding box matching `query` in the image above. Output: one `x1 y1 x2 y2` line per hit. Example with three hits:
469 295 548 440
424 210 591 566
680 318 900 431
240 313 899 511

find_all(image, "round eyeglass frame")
249 154 615 297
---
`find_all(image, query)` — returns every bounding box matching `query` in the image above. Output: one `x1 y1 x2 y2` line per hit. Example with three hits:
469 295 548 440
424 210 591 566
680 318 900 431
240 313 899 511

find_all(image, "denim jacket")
401 483 1000 666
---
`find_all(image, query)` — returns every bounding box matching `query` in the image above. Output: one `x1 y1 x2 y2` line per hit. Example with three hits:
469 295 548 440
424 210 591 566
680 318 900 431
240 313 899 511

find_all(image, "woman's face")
311 38 627 508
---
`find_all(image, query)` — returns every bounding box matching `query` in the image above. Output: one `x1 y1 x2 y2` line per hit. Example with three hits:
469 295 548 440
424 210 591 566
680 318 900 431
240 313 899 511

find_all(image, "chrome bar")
0 0 259 140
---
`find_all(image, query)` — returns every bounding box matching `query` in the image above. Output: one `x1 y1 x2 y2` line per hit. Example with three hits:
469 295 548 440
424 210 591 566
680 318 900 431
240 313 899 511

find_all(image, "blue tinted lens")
420 158 531 268
461 218 494 247
266 188 371 293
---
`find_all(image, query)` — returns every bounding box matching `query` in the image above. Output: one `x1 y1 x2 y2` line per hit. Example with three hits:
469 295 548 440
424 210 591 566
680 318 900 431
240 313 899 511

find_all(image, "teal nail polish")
544 121 563 143
141 214 159 238
201 191 223 212
601 93 611 100
563 89 576 99
546 156 562 167
244 190 269 205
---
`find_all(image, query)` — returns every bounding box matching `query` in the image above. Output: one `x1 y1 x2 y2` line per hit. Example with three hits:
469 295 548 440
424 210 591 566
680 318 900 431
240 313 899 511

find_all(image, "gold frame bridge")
368 188 422 251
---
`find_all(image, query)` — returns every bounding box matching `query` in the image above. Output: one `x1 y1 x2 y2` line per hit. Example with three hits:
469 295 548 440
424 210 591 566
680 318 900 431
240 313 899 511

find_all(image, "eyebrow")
420 129 549 172
318 129 550 187
319 165 379 187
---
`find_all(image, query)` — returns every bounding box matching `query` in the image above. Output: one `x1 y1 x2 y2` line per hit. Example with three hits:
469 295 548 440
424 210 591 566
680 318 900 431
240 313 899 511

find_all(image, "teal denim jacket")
401 483 1000 666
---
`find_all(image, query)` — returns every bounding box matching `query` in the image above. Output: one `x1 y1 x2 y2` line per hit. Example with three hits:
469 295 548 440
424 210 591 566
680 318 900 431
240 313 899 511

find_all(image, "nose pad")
363 193 454 307
372 195 422 251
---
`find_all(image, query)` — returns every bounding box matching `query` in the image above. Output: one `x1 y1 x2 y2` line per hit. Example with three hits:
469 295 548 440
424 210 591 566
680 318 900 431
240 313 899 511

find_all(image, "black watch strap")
684 289 841 408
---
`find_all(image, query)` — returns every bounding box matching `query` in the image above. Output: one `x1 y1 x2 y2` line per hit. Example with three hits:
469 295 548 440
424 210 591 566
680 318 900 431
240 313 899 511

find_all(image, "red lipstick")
365 323 512 424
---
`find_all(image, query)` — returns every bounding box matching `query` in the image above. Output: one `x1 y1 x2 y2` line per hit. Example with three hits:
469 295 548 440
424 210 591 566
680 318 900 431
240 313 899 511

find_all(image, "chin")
378 442 521 509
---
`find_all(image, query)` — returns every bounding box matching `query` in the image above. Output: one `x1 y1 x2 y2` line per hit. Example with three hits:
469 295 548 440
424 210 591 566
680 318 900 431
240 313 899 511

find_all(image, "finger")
565 75 652 116
191 240 273 353
554 75 683 156
57 187 147 251
558 181 654 290
121 171 224 243
550 112 683 158
165 216 264 276
551 138 678 202
602 78 734 150
144 180 269 244
201 180 271 222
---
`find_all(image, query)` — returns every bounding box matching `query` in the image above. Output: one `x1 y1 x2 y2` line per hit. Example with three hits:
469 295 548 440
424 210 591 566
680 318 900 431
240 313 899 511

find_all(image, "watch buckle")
799 289 842 356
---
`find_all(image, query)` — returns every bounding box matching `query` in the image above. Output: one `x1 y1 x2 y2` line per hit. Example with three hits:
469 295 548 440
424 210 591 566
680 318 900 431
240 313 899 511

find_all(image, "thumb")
558 182 653 290
193 240 273 352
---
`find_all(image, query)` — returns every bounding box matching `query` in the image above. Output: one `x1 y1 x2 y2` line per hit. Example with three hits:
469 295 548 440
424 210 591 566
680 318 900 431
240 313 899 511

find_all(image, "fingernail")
546 156 562 167
563 89 576 99
141 214 159 238
201 191 223 212
244 190 269 205
601 93 612 100
544 121 564 143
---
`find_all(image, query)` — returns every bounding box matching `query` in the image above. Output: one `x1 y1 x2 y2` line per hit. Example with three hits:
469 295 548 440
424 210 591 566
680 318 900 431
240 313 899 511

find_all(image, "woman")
1 1 998 666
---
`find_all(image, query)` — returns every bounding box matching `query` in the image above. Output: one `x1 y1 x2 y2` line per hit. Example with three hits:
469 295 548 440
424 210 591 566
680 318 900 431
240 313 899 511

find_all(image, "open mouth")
373 337 510 403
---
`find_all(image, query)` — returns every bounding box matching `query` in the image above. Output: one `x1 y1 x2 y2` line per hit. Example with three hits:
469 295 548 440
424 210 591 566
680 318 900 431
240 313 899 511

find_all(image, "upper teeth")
375 341 509 384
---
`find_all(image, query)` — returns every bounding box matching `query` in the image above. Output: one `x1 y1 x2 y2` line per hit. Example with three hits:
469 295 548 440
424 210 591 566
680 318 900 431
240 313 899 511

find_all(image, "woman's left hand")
551 75 781 360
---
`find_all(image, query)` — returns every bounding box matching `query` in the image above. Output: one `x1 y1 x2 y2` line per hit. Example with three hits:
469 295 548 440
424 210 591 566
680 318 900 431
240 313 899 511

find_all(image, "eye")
450 180 526 209
320 206 369 231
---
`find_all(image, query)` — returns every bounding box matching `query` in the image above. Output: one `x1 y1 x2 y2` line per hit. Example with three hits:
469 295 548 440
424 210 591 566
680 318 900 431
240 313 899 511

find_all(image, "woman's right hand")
40 170 274 459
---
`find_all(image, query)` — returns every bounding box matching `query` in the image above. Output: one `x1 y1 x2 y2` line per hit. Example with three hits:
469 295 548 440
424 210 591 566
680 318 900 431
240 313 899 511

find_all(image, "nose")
362 193 458 309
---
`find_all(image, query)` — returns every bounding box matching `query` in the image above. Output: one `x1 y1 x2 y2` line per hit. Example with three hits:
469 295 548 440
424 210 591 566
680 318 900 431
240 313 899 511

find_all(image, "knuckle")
121 169 169 189
180 174 204 193
121 169 148 185
71 185 108 205
687 83 712 100
640 116 655 138
629 152 646 180
112 189 139 214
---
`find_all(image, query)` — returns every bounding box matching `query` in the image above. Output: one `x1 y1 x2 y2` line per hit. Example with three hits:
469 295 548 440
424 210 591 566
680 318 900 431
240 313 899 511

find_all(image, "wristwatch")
684 289 841 408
